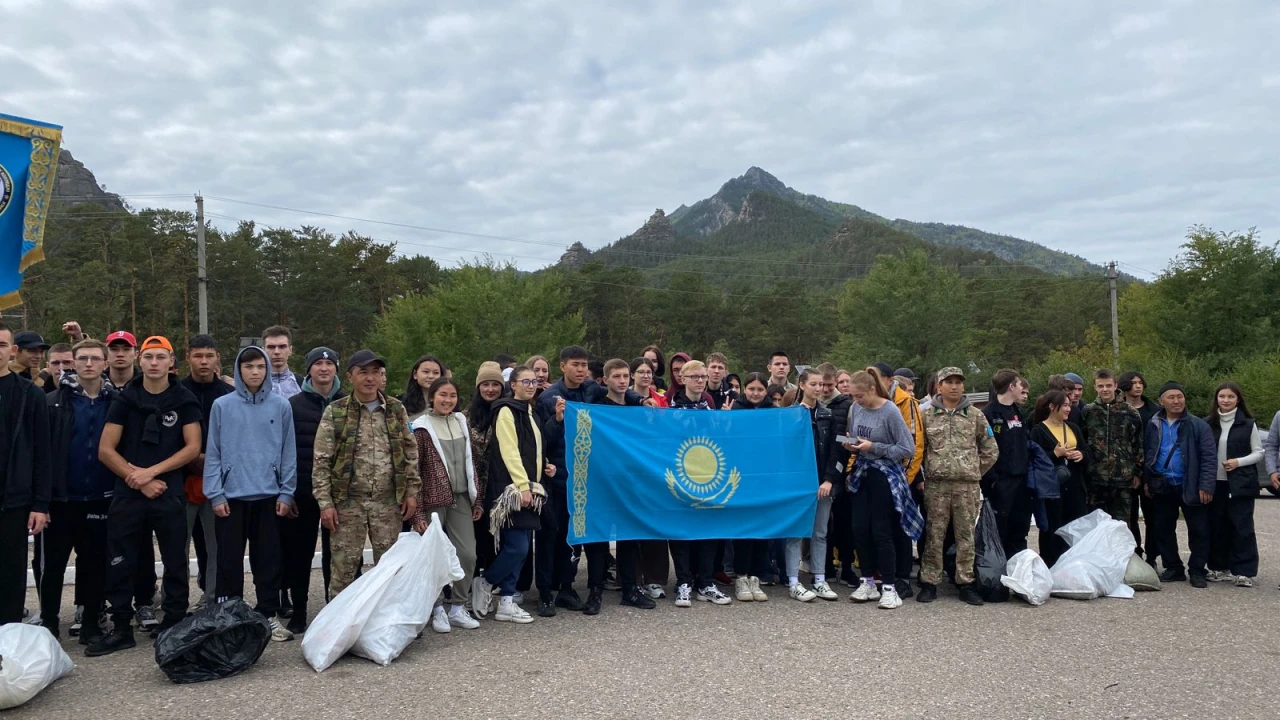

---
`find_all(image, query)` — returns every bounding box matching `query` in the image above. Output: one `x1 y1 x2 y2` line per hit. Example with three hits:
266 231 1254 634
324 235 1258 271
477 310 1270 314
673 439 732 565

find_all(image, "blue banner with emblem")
564 401 818 543
0 113 63 309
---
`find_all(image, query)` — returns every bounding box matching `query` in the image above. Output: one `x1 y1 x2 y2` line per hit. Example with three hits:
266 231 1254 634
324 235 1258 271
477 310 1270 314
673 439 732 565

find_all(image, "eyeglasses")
634 370 653 377
684 374 708 381
516 379 538 387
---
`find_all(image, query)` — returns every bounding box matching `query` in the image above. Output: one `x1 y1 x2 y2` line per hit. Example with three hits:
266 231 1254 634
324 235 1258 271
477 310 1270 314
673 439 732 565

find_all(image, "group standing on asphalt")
3 323 1279 660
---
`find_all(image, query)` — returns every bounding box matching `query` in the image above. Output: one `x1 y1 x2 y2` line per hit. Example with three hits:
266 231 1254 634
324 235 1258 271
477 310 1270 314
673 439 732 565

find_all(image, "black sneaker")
1159 568 1187 583
150 620 181 640
555 589 586 612
583 588 603 616
958 584 985 606
1189 574 1208 589
78 621 104 647
85 628 136 657
538 592 557 617
621 587 657 609
916 583 937 603
895 579 914 599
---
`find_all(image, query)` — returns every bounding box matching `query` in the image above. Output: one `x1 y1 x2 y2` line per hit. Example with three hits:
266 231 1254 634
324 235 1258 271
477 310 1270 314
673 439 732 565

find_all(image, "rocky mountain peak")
53 149 126 212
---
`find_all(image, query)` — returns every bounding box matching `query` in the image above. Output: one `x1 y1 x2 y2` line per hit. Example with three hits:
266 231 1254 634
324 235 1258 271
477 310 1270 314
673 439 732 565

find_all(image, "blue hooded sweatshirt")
203 346 298 508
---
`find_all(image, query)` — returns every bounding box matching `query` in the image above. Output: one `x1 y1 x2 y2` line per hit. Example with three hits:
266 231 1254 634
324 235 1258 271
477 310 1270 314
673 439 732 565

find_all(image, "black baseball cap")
894 368 917 380
346 349 385 372
13 331 49 351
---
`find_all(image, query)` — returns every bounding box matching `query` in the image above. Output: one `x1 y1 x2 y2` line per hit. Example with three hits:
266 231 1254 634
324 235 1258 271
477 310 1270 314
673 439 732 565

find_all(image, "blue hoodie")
203 346 298 508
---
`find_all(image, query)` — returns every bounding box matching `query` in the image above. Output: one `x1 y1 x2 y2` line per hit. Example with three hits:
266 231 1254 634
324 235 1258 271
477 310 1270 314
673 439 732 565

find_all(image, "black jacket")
706 383 737 410
181 374 233 451
982 400 1030 497
289 383 347 494
808 402 842 492
0 373 53 512
47 374 116 503
1207 412 1259 499
825 393 852 442
1030 421 1087 496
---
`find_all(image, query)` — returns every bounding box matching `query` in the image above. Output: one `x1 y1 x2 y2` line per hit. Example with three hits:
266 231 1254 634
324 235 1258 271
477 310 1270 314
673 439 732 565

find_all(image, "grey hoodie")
202 346 298 508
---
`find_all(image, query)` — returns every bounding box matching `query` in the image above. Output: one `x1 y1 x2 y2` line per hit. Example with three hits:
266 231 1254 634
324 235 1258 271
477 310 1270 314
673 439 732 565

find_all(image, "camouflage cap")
936 366 965 383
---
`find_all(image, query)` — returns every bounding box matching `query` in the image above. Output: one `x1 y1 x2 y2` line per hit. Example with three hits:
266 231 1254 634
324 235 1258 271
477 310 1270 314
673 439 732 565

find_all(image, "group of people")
3 325 1277 661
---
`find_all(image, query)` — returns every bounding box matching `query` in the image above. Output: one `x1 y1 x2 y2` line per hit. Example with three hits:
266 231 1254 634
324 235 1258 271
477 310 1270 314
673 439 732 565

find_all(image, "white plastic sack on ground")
1000 549 1053 606
302 532 416 671
350 519 464 666
0 624 74 709
1050 509 1136 600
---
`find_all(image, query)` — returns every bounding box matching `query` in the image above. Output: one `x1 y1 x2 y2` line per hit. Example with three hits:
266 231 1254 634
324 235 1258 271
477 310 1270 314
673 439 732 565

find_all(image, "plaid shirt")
849 455 925 542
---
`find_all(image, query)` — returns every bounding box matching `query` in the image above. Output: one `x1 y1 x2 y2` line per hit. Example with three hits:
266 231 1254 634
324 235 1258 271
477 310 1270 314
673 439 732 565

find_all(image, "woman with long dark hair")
630 357 668 408
1030 390 1087 566
729 373 774 602
642 345 667 391
402 355 447 422
467 361 507 577
1204 381 1263 586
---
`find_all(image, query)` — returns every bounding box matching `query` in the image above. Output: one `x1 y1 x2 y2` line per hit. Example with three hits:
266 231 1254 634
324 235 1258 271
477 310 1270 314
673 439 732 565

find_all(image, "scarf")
489 481 548 549
849 455 925 542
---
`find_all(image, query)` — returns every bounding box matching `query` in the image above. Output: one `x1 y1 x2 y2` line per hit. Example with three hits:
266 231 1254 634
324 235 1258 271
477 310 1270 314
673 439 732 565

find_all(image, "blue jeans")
485 528 533 596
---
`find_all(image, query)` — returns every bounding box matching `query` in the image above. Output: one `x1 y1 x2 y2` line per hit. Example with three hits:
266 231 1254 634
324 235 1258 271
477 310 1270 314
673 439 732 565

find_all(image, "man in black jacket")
180 334 232 610
1119 371 1158 562
39 339 115 640
0 323 53 626
982 369 1033 556
283 347 344 633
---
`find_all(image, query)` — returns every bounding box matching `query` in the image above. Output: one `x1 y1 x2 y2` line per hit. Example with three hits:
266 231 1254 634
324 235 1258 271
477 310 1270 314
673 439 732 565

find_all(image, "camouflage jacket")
922 396 999 483
1082 399 1143 487
312 392 420 510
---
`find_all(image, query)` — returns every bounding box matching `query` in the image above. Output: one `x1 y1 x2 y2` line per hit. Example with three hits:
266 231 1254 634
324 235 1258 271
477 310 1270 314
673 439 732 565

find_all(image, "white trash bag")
0 624 74 709
351 519 464 666
1050 509 1135 600
1000 549 1053 606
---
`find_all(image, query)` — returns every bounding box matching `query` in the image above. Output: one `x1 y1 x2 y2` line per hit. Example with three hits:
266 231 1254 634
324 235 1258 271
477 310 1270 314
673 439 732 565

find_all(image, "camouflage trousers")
920 480 981 586
329 496 403 597
1087 485 1133 525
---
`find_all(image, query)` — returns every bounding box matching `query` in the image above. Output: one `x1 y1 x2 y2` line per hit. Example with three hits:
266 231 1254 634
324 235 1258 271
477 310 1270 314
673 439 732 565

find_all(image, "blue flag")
0 113 63 309
564 402 818 543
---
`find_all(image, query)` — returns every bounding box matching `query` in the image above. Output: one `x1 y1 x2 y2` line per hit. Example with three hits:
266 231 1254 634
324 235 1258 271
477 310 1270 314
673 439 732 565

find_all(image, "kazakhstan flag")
565 402 818 543
0 113 63 309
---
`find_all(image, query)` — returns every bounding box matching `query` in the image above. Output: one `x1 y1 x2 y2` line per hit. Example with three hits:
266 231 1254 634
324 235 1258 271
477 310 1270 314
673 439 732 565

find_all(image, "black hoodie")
105 373 201 498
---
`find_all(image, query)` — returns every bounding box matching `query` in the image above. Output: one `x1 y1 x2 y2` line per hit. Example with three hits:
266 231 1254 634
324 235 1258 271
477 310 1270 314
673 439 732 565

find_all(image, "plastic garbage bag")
1000 549 1053 606
1124 554 1162 591
0 624 74 709
154 598 270 684
974 499 1009 602
351 520 464 666
1049 509 1135 600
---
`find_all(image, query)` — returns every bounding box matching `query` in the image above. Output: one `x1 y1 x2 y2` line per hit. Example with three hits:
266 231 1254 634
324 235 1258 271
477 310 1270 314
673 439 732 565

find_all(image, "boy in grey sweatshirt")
203 346 297 639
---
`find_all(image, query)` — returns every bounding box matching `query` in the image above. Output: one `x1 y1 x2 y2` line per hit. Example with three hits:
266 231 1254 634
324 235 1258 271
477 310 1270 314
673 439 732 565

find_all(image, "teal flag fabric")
0 112 62 309
565 401 818 543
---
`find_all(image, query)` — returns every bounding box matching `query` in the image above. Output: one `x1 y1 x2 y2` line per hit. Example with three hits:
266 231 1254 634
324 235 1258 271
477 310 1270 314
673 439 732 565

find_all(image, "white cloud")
0 0 1275 274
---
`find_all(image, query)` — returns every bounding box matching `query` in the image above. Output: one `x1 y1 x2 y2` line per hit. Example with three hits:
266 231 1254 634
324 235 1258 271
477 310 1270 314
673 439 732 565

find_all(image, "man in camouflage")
312 350 420 596
1081 368 1143 522
918 367 999 605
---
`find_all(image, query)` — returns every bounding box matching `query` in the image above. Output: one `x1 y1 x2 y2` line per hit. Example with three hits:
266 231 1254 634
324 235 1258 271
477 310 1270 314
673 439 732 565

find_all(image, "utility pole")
1106 261 1119 368
196 193 208 335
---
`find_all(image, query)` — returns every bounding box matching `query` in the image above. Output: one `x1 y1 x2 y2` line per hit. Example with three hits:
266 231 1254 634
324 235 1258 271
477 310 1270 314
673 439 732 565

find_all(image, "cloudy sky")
4 0 1276 277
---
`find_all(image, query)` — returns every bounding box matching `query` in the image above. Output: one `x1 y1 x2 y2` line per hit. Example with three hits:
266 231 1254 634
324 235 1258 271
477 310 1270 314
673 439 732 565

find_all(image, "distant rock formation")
53 149 126 212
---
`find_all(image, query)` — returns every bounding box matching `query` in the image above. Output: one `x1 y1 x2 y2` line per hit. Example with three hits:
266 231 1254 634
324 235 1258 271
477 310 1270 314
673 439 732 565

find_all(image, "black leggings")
851 467 901 586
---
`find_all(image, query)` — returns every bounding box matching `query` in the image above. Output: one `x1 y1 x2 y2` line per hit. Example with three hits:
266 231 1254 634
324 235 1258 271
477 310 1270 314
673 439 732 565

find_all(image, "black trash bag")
973 500 1009 602
154 599 271 684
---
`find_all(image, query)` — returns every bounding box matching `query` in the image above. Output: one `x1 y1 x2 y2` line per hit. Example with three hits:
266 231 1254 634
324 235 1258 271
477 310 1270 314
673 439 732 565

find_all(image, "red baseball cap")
105 331 137 347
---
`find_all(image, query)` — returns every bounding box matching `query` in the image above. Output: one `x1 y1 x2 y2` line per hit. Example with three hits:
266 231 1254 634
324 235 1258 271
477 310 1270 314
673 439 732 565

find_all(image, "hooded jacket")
890 383 926 483
202 347 298 508
47 371 116 502
922 394 999 483
181 372 233 451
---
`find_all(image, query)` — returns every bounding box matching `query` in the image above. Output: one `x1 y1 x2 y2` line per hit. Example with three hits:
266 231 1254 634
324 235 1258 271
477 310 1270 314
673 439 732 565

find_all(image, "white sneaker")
789 583 817 602
749 576 768 602
269 617 295 642
734 576 754 602
448 605 480 629
511 591 525 605
1206 570 1234 583
697 585 732 605
674 583 693 608
878 585 903 609
851 579 881 603
1235 576 1255 588
812 580 838 601
645 584 667 600
471 577 495 618
430 606 452 633
494 596 533 624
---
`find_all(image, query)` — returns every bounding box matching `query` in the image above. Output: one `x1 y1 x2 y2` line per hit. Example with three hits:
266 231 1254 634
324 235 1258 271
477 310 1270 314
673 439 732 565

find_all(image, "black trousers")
669 539 716 589
1152 491 1211 576
215 498 283 617
193 513 209 591
535 483 577 595
1040 479 1088 567
104 494 189 624
851 468 901 586
279 492 320 618
1207 483 1258 577
1130 490 1154 559
586 541 638 590
134 533 156 608
831 492 856 581
39 499 110 628
0 506 31 625
733 539 771 578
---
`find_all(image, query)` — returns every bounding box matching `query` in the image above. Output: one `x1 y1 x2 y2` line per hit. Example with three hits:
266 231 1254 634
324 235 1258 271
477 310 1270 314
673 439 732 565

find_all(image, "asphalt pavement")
12 500 1280 719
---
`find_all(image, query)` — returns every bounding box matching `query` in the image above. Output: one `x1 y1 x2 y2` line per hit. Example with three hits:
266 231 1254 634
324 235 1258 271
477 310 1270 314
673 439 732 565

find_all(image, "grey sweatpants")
786 496 833 581
429 492 478 605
